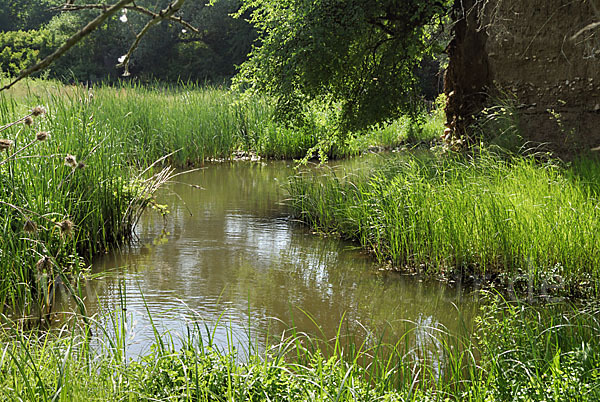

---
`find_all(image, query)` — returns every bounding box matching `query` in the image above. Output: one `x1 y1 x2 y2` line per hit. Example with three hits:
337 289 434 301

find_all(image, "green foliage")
0 29 56 77
287 151 600 296
472 298 600 401
236 0 451 130
0 0 61 31
1 0 256 84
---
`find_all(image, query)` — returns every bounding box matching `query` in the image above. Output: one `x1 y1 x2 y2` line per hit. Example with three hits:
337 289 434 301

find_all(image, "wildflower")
36 256 51 273
23 219 38 233
31 106 46 117
64 154 78 168
57 219 74 236
0 139 14 150
119 9 128 23
24 116 34 126
36 131 49 142
118 55 126 64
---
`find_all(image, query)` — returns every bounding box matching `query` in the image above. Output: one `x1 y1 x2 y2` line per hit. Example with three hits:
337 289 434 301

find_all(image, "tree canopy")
0 0 254 85
235 0 450 130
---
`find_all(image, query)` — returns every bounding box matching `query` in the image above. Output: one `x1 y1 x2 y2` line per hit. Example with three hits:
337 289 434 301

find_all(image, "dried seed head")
23 219 38 233
36 131 49 142
36 256 51 273
58 219 74 236
31 106 46 117
64 154 78 168
0 139 14 150
24 116 34 126
76 162 86 170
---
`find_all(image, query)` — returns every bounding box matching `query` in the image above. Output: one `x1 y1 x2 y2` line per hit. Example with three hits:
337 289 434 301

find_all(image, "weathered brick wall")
446 0 600 155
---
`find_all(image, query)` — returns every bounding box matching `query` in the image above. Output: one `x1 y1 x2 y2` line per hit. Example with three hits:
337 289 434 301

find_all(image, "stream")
56 158 480 358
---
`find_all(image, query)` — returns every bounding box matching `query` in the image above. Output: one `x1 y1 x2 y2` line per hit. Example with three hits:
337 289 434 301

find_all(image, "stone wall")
445 0 600 155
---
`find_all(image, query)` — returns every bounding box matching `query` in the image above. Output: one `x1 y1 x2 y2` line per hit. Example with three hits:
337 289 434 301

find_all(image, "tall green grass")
4 79 434 165
288 151 600 296
0 295 597 401
0 95 174 314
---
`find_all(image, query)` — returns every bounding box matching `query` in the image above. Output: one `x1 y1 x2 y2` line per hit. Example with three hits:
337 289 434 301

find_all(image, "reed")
287 151 600 296
0 295 597 401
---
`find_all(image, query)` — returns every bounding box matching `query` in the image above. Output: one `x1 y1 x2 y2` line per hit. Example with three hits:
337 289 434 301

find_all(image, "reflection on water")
57 159 479 359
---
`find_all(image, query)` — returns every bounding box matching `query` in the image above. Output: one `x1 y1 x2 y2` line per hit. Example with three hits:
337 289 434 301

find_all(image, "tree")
235 0 451 130
0 0 194 91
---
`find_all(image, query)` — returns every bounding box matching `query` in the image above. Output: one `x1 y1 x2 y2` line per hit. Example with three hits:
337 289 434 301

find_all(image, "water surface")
59 159 478 357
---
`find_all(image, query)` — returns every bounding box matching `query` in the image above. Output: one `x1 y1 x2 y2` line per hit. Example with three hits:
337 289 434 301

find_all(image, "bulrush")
58 219 74 236
31 106 46 117
23 219 38 233
36 131 49 142
64 154 78 168
0 139 14 150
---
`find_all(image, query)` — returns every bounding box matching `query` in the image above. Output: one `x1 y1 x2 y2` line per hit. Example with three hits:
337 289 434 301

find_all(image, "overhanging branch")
117 0 188 76
56 3 199 35
0 0 134 91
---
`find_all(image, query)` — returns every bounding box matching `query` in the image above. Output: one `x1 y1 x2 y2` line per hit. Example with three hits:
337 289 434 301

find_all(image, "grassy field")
288 150 600 297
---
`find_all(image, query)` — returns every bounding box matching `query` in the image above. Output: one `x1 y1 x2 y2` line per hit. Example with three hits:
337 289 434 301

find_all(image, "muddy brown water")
56 158 479 358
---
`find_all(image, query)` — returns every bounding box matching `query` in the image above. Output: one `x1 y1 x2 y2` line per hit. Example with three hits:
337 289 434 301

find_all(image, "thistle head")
58 219 74 236
23 219 38 233
31 106 46 117
36 131 49 142
0 139 14 151
64 154 78 168
36 256 51 274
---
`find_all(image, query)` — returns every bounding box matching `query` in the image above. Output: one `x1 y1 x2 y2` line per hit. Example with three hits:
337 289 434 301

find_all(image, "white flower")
119 13 128 23
181 29 187 33
118 55 126 64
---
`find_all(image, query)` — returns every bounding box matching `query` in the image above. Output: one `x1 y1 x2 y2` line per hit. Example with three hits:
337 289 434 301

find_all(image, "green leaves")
236 0 451 131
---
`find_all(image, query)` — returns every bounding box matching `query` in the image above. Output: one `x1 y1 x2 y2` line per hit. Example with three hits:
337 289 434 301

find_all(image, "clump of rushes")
288 152 600 296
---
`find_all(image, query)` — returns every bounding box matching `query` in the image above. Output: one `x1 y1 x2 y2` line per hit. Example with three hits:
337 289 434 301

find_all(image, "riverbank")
288 150 600 298
1 296 598 401
1 79 599 400
0 79 433 312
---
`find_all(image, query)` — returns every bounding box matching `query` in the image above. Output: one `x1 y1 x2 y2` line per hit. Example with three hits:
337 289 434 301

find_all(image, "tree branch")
117 0 188 76
571 21 600 41
0 0 133 91
56 3 199 34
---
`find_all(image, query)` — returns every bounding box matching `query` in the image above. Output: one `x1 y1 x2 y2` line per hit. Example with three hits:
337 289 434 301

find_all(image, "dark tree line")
0 0 256 83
